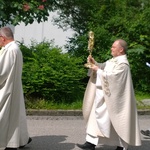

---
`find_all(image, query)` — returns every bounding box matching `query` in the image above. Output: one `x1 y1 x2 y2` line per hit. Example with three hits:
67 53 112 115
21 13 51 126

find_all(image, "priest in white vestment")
77 39 141 150
0 27 31 150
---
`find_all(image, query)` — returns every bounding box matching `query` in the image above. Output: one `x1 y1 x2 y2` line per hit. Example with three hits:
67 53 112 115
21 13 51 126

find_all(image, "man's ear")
1 36 5 42
120 47 124 54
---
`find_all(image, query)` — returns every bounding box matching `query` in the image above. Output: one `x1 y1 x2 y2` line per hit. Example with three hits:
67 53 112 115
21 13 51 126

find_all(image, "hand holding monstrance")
84 31 95 68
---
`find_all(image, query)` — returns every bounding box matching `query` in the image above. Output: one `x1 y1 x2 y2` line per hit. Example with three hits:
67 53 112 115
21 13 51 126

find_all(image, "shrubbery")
20 41 87 103
19 39 150 106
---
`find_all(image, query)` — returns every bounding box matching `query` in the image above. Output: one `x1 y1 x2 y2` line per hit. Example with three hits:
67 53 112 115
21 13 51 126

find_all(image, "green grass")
25 92 150 110
135 92 150 110
135 92 150 101
25 99 83 110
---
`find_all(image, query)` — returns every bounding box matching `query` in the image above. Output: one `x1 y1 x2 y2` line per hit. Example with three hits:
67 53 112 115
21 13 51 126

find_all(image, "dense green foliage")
0 0 55 26
53 0 150 93
1 0 150 103
20 41 86 103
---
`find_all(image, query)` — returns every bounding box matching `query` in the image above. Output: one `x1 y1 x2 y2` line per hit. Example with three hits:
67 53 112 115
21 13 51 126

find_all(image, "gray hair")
0 26 14 40
116 39 128 53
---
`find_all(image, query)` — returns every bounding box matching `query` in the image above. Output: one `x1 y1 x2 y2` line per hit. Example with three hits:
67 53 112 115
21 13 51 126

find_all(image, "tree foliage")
20 41 86 103
1 0 150 96
0 0 56 26
52 0 150 93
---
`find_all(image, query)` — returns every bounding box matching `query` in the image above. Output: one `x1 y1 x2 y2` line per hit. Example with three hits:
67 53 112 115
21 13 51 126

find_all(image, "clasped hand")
87 55 99 71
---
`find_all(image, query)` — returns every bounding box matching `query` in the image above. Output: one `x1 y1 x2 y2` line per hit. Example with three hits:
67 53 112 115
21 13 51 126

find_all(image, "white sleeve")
96 69 103 87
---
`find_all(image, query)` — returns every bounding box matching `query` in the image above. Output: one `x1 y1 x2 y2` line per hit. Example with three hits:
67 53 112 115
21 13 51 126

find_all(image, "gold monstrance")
84 31 94 68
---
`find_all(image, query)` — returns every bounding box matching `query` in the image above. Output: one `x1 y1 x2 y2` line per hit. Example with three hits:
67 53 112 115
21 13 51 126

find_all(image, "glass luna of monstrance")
84 31 94 68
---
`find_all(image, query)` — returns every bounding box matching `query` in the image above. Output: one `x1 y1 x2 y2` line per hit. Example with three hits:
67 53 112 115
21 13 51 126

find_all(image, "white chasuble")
0 41 29 149
82 55 141 147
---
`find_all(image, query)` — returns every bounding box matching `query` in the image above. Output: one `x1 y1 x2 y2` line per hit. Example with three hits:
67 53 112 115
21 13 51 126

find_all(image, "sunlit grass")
25 98 83 110
25 92 150 110
135 92 150 101
135 92 150 110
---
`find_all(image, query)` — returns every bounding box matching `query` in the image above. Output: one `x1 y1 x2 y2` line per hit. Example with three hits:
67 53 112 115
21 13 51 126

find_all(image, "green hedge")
20 41 87 103
20 40 150 104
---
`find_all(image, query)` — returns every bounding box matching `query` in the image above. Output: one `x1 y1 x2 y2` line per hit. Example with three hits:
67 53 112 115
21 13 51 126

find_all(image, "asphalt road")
22 115 150 150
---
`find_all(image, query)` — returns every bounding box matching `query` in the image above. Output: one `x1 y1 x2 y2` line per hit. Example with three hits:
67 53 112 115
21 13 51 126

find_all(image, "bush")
20 41 86 103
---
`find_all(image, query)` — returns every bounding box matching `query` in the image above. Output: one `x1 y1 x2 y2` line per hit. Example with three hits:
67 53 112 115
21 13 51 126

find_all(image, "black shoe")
5 148 17 150
76 142 95 150
19 137 32 148
115 146 123 150
115 146 128 150
141 130 150 137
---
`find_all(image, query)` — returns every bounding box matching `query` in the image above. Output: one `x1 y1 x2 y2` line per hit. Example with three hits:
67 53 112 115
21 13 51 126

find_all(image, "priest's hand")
90 64 99 71
87 55 95 64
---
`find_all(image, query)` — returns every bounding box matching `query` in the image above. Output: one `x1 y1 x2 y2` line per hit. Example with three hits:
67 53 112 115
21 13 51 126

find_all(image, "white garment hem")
86 134 128 150
86 134 99 145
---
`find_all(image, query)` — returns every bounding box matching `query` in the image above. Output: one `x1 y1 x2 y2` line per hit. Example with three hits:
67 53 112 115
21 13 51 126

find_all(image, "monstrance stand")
84 31 94 68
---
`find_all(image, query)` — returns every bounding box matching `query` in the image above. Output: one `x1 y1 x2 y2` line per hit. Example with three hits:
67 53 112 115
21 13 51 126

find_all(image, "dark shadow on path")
95 140 150 150
18 137 150 150
19 135 75 150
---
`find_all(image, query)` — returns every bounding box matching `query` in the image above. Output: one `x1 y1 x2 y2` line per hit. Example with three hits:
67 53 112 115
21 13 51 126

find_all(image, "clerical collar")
112 55 129 65
112 54 127 61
